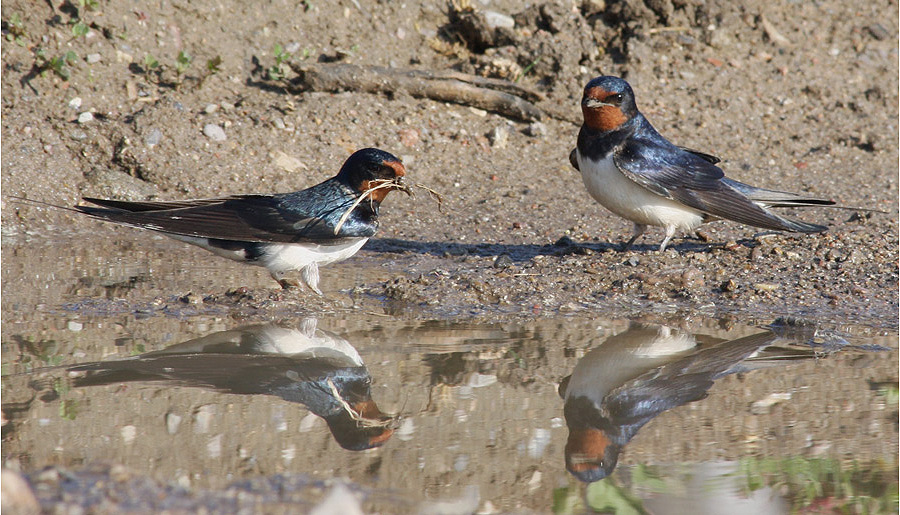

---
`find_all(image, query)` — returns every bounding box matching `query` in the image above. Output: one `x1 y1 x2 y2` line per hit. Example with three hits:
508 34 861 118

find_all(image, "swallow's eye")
606 93 624 105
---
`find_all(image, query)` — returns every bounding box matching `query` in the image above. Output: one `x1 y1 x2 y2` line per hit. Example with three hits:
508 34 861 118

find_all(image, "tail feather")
776 217 828 234
721 179 835 208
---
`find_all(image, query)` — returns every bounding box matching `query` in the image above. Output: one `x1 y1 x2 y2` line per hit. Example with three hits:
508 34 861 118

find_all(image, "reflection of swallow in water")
68 319 394 450
73 148 410 293
559 323 780 482
570 76 839 251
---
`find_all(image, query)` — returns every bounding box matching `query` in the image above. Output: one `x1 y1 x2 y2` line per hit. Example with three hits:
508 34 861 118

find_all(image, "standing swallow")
559 323 783 482
570 76 836 251
74 148 410 293
68 319 396 450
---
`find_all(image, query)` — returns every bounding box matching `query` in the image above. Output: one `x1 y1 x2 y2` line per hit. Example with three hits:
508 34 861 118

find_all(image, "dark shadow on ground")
363 237 723 262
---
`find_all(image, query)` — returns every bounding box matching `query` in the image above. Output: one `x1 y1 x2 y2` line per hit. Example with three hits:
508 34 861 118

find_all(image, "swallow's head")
339 148 411 203
565 427 621 482
325 398 396 450
581 76 638 132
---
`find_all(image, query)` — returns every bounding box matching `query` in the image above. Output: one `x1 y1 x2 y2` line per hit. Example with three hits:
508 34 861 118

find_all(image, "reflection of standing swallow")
74 148 410 293
68 319 394 450
571 76 836 251
559 323 778 482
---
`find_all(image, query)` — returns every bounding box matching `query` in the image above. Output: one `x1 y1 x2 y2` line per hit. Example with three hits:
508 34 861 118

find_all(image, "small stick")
333 180 401 235
412 182 444 212
326 378 393 428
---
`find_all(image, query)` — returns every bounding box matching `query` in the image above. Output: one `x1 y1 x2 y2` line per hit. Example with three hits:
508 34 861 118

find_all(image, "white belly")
258 238 368 274
169 234 367 274
577 151 704 232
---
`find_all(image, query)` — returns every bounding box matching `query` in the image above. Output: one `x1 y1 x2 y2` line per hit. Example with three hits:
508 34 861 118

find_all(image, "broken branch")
287 62 545 122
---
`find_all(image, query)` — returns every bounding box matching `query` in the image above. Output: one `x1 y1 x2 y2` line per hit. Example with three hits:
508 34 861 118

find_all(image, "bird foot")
277 278 302 289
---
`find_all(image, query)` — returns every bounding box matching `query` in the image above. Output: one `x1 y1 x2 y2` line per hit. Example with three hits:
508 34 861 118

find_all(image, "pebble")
86 53 101 63
483 10 515 30
398 128 419 147
680 268 704 289
487 126 508 148
524 122 547 137
273 151 307 173
204 103 218 114
867 23 889 40
166 413 183 434
179 292 203 305
750 392 792 415
68 97 82 109
493 254 513 269
1 469 40 515
144 128 162 146
203 123 226 141
625 256 640 267
77 112 94 124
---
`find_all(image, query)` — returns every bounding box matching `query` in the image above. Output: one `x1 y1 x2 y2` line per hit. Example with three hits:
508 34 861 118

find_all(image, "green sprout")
196 55 222 89
5 13 26 46
268 43 293 81
206 55 222 74
72 21 89 38
39 50 79 80
175 50 192 75
144 53 160 70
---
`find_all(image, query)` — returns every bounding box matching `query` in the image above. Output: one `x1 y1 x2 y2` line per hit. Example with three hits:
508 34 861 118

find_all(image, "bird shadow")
363 237 721 262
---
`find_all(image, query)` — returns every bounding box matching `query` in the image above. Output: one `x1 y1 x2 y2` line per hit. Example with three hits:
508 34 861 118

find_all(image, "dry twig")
326 378 393 428
333 180 444 235
287 62 544 122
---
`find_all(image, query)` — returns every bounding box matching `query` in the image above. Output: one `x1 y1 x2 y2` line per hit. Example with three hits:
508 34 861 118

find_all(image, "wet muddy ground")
1 0 898 512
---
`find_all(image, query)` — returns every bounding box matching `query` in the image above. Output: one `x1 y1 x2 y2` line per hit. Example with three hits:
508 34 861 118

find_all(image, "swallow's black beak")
393 176 413 196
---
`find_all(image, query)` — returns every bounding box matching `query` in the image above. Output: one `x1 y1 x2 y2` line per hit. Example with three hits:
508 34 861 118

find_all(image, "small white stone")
77 112 93 124
121 425 137 444
203 123 226 141
204 103 218 114
67 321 83 331
166 413 182 434
483 10 515 29
68 97 82 109
487 126 508 149
525 121 547 137
144 128 162 146
86 53 101 64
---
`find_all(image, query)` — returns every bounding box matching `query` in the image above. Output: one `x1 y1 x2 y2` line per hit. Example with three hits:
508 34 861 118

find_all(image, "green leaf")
72 21 89 38
206 55 222 73
175 50 192 74
144 54 159 69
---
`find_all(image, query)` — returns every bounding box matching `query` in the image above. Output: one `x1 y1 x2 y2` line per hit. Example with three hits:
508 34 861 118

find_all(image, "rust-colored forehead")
585 86 613 101
384 159 406 177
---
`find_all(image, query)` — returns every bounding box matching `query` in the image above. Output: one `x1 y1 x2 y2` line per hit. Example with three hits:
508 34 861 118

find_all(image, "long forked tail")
721 178 835 209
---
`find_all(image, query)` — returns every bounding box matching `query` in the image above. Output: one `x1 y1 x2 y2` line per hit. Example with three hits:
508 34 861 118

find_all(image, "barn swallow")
559 323 792 482
68 319 395 450
74 148 410 293
570 76 837 251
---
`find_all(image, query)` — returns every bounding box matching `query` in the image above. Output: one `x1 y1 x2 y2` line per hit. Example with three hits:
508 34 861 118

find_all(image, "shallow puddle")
2 235 898 513
3 313 897 513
